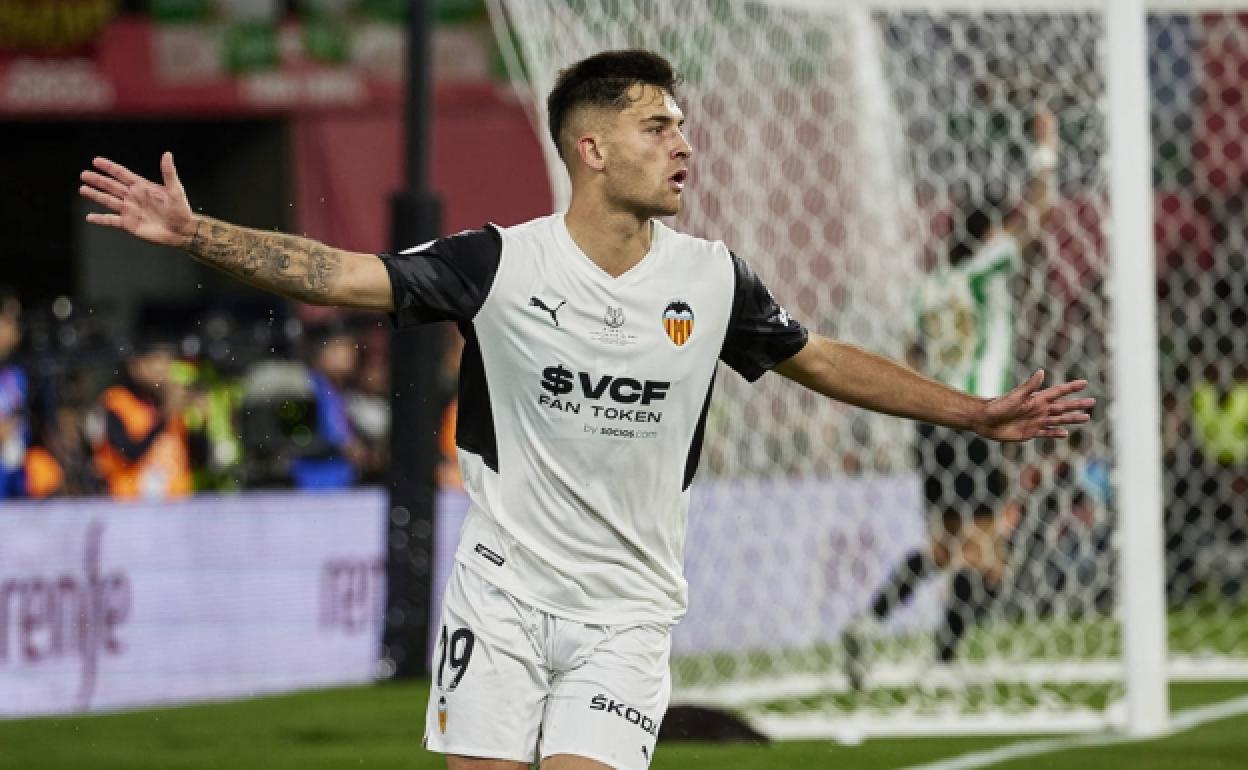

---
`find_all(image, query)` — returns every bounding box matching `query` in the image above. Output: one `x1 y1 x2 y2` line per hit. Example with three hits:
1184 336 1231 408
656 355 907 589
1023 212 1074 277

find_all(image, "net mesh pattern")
490 0 1247 735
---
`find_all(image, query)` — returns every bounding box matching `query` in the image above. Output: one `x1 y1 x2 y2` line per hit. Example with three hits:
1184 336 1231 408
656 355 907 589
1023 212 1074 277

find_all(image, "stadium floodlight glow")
488 0 1247 741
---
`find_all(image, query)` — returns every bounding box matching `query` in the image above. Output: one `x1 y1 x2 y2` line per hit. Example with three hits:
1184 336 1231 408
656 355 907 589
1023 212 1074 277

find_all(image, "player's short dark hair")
546 49 680 161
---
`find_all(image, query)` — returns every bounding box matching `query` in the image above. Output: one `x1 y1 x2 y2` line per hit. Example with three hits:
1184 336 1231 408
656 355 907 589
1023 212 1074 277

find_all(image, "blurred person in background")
94 334 197 500
26 367 103 498
1013 430 1113 613
844 103 1058 684
173 340 245 493
0 287 28 498
12 292 122 498
1191 354 1248 470
348 321 393 484
291 319 372 489
1188 356 1248 598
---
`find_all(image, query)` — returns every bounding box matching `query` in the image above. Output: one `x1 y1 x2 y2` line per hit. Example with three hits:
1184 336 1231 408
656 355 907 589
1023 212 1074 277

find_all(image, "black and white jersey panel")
379 214 807 625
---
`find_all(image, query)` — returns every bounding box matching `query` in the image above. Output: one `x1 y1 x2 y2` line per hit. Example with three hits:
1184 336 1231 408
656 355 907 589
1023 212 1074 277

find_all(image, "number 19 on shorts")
436 625 476 690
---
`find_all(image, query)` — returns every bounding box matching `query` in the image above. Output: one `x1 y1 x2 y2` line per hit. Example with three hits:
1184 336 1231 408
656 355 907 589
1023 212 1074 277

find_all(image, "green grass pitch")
3 680 1247 769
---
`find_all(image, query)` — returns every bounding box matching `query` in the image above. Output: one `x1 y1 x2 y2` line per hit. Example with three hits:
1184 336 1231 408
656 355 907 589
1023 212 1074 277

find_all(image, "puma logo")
529 296 567 327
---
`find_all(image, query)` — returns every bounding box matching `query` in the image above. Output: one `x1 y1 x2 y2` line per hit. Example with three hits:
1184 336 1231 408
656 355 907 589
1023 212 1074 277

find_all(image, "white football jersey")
380 214 808 626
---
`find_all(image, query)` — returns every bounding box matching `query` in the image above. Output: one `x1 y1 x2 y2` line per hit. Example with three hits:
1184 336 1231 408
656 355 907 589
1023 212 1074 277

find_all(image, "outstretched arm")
773 334 1094 442
79 152 394 311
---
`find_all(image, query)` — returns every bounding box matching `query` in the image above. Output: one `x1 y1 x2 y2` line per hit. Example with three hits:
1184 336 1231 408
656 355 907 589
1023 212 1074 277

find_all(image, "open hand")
976 369 1094 442
79 152 196 249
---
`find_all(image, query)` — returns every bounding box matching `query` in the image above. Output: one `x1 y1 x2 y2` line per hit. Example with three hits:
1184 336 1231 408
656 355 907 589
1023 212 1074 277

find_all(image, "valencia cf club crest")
438 696 448 733
662 301 694 346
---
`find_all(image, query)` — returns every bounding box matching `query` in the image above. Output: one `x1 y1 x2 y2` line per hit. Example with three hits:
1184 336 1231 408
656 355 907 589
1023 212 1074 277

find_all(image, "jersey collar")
553 213 666 286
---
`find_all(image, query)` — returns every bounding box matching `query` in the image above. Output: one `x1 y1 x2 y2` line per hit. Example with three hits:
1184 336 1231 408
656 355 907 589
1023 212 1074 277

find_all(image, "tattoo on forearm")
185 216 343 303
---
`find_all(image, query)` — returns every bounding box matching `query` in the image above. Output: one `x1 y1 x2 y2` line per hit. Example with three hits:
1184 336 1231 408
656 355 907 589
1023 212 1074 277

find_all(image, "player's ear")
576 132 607 172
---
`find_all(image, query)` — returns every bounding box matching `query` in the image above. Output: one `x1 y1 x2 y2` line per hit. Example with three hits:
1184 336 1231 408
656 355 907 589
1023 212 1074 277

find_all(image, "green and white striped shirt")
914 233 1019 398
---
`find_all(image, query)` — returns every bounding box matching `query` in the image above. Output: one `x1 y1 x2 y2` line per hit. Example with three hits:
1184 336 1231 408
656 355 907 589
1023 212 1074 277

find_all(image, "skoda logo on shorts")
589 694 660 736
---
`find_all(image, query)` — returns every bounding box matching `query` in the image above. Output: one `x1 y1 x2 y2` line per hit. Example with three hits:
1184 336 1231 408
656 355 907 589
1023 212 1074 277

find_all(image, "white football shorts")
424 561 672 769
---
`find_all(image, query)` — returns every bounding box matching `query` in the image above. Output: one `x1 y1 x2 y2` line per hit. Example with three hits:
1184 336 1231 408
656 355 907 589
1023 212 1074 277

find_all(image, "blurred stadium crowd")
0 286 465 500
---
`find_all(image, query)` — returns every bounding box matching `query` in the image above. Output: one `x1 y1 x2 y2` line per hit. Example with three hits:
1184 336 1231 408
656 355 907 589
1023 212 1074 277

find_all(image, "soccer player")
844 104 1059 686
79 50 1091 770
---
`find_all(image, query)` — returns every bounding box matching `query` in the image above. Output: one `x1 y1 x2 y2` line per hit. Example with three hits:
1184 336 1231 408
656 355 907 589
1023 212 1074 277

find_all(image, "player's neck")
564 198 653 279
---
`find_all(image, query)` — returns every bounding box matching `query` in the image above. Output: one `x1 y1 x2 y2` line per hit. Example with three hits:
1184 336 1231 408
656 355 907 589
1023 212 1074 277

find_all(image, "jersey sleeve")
719 251 809 382
376 225 502 327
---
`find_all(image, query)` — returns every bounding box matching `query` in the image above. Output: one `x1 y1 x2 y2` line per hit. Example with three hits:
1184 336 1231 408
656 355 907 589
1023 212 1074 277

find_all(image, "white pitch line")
897 694 1248 770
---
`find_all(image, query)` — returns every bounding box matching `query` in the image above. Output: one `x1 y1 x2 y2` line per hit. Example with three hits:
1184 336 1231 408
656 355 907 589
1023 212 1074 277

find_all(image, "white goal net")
487 0 1248 739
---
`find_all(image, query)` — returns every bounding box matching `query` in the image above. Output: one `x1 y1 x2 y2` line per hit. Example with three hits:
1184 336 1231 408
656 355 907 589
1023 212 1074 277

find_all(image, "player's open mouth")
668 169 688 192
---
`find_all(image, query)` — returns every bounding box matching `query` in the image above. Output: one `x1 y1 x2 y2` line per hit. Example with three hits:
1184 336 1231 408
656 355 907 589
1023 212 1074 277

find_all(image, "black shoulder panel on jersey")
682 370 717 491
377 225 503 328
719 250 810 382
453 319 498 473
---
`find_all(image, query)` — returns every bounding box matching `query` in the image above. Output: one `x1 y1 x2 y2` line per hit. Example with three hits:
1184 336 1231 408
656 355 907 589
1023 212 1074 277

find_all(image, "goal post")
1104 0 1168 737
485 0 1247 740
